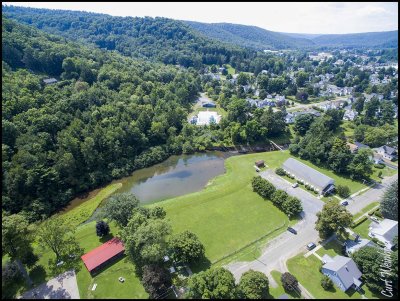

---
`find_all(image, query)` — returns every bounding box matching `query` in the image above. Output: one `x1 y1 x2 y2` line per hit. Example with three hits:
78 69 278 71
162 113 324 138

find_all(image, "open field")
155 152 291 264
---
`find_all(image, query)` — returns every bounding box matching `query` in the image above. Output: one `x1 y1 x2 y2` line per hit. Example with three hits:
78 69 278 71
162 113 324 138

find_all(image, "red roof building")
81 237 125 274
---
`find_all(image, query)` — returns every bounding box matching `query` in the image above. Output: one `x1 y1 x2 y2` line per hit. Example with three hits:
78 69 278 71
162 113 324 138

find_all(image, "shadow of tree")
29 265 47 285
99 232 114 243
188 256 211 274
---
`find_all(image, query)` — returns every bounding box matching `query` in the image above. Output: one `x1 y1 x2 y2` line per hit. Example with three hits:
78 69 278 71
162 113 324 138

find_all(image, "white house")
368 219 398 249
343 109 358 121
376 145 397 161
285 113 295 124
196 111 221 126
321 255 362 292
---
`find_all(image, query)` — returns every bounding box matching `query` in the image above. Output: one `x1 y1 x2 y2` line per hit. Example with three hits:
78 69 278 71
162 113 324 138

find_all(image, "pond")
117 151 233 204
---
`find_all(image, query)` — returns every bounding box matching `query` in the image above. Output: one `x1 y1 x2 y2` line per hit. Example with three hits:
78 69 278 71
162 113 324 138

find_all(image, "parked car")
370 216 379 222
306 242 316 251
287 227 297 234
292 183 298 188
341 200 349 206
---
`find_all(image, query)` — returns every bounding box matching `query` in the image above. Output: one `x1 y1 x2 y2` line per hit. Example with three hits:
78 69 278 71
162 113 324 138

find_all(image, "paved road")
225 171 398 283
346 174 398 214
225 169 324 281
19 270 80 299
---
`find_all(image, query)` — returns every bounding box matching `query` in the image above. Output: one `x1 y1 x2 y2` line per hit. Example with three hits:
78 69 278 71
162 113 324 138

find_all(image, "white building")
196 111 221 126
368 219 398 249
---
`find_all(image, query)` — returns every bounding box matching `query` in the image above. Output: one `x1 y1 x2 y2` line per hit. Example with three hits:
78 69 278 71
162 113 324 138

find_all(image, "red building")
81 237 125 274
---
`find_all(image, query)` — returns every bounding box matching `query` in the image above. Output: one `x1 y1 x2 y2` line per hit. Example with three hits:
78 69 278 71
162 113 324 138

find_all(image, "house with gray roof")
344 238 376 256
376 145 397 161
282 158 335 195
321 255 362 292
368 219 398 249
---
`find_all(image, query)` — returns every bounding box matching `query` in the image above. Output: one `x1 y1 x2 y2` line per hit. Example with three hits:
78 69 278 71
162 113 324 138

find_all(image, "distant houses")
321 255 362 292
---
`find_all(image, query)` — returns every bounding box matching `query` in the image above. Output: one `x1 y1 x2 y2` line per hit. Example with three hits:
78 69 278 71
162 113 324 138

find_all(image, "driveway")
20 270 80 299
225 170 324 281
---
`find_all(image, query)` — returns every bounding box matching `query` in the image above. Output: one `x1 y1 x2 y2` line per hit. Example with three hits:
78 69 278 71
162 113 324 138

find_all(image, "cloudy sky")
4 2 398 34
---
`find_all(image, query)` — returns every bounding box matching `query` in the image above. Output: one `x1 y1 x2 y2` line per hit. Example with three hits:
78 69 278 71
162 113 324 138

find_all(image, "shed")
255 160 265 168
81 237 125 274
43 78 58 85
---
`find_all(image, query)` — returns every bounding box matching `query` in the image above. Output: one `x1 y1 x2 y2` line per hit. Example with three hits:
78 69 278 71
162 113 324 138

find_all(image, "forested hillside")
2 17 208 221
186 21 315 50
2 5 256 69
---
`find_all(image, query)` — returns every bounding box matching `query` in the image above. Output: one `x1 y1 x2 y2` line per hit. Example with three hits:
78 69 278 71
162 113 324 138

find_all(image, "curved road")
225 172 398 283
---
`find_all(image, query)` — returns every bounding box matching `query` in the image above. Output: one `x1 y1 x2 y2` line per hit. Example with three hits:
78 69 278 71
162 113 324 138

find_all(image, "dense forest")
185 21 315 50
186 21 398 50
2 5 257 70
2 17 206 221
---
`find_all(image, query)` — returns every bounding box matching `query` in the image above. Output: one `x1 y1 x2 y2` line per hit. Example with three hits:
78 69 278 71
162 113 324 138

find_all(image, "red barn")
81 237 125 274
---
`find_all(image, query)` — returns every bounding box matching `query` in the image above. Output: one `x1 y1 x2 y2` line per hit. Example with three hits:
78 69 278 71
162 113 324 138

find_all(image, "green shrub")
336 185 350 198
321 275 334 290
275 168 286 176
374 163 385 169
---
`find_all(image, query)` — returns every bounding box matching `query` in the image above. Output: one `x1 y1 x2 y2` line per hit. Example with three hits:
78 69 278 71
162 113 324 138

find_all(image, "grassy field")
154 152 291 264
316 240 344 258
225 64 235 75
58 183 122 228
287 253 373 299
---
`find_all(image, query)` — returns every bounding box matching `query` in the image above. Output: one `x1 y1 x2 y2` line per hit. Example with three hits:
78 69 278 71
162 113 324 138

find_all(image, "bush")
351 216 368 228
374 163 385 169
374 210 383 218
321 275 334 290
336 185 350 198
275 167 286 176
2 261 22 285
96 220 110 237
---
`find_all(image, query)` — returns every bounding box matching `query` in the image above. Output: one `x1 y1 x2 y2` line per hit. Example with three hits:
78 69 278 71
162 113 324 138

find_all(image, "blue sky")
3 2 398 34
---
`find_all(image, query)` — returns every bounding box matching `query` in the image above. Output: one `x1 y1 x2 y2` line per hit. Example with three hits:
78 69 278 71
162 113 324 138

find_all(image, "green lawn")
352 219 372 239
58 183 122 228
269 270 301 299
316 240 344 258
287 253 368 299
225 64 235 75
352 202 380 221
155 152 291 264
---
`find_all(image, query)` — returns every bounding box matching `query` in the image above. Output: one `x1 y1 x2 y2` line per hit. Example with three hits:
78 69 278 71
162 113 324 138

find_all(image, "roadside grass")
370 165 397 182
57 183 123 228
316 240 344 258
352 202 380 221
287 253 367 299
269 270 300 299
352 219 371 239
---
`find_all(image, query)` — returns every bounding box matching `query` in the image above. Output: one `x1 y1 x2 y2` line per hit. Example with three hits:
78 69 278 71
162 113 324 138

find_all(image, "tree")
282 196 303 218
315 201 353 239
37 218 82 262
186 267 237 299
327 138 352 174
271 190 289 207
2 261 23 298
321 275 334 290
141 264 172 299
352 97 365 114
2 214 33 261
275 167 285 176
168 231 205 264
336 185 350 198
348 148 373 180
281 272 298 292
380 101 395 125
238 270 269 299
293 114 315 136
251 176 276 199
103 193 140 227
295 91 308 102
296 71 308 87
380 180 398 221
352 247 397 292
123 214 171 267
95 220 110 237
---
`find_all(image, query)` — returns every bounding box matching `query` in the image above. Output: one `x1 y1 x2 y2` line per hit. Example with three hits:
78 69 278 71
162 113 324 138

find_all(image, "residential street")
225 171 398 284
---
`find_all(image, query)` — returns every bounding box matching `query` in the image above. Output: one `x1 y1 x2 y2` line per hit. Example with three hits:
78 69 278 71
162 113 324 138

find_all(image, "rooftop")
322 255 362 290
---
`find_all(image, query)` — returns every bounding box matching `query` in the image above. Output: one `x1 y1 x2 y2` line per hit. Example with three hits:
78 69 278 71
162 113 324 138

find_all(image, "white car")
370 216 379 222
292 183 298 188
